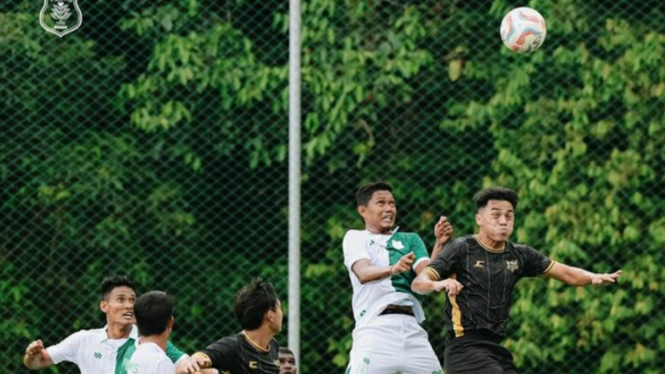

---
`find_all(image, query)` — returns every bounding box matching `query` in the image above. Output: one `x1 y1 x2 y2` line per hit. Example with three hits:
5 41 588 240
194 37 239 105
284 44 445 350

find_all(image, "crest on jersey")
506 260 519 272
391 240 404 250
40 0 83 37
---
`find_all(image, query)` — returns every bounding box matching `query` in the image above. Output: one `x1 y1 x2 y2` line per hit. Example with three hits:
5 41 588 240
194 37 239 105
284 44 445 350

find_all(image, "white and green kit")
45 324 187 374
343 229 443 374
124 340 176 374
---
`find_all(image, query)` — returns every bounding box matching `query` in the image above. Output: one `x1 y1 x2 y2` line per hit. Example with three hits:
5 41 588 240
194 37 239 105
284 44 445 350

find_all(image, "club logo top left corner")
40 0 82 38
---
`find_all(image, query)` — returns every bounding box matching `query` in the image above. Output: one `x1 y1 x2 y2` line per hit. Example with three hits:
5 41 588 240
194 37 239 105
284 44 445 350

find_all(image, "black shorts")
444 331 518 374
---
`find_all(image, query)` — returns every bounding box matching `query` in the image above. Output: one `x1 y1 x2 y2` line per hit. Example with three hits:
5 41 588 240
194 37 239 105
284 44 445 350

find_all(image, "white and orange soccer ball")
500 7 547 54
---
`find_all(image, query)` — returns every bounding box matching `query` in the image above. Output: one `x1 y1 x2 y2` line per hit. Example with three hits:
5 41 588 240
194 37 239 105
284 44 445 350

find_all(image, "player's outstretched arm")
430 216 453 261
23 339 54 370
352 252 415 284
412 271 463 296
545 262 622 286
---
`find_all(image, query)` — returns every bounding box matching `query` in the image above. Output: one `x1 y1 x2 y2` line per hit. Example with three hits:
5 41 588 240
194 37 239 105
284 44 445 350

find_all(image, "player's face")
477 200 514 242
100 286 137 326
359 190 397 233
279 353 297 374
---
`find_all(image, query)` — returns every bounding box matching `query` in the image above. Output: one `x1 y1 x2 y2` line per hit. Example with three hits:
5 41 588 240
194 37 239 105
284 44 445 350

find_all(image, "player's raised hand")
390 252 415 275
434 216 453 244
433 278 463 296
25 339 46 357
25 339 49 361
23 339 53 369
591 270 622 286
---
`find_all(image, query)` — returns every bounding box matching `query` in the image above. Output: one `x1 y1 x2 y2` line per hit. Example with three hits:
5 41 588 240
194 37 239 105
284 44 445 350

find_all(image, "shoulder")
65 327 106 341
447 236 472 250
343 229 367 240
214 334 242 348
155 355 176 371
269 339 279 353
400 232 423 241
509 242 537 253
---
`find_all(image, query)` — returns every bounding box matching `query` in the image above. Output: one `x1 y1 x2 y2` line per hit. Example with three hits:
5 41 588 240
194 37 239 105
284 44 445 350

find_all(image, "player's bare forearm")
432 216 453 261
546 263 622 286
430 240 445 262
412 271 464 296
352 260 392 284
412 272 436 295
352 253 414 284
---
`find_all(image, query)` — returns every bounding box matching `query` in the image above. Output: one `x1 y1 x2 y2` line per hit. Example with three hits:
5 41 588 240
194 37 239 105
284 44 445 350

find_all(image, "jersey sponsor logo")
506 260 519 272
249 361 258 369
473 260 485 268
391 240 405 249
358 356 371 374
94 351 102 359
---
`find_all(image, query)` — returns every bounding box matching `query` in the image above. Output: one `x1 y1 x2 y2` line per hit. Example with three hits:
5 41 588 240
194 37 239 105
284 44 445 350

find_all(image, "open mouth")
122 312 134 319
381 214 394 223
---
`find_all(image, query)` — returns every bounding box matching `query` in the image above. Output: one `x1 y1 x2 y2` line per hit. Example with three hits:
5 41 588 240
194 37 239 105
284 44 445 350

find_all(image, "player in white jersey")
343 182 463 374
125 291 177 374
22 275 202 374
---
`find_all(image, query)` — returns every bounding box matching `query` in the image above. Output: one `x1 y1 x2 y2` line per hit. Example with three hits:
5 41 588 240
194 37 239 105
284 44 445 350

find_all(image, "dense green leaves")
1 0 663 373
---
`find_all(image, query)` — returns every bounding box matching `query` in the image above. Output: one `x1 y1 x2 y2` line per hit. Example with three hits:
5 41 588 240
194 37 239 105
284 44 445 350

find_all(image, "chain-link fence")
2 0 665 373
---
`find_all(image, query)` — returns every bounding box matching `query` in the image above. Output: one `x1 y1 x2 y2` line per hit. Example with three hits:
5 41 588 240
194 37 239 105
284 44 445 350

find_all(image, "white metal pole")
288 0 302 368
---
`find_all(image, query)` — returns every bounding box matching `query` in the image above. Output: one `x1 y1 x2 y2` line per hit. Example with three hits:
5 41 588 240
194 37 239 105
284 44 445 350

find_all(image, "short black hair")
473 187 519 211
234 279 280 331
100 275 136 299
134 291 174 336
356 182 393 207
279 347 294 356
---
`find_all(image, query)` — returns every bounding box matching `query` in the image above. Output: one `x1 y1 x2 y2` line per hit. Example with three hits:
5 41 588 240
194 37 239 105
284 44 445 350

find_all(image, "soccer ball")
500 7 547 54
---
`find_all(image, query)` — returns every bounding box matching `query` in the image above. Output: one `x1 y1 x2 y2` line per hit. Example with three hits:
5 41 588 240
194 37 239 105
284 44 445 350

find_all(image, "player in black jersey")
412 187 621 374
192 279 282 374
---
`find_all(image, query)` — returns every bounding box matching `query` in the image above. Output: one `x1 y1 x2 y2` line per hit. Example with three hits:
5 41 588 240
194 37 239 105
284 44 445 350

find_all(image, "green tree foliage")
0 0 663 372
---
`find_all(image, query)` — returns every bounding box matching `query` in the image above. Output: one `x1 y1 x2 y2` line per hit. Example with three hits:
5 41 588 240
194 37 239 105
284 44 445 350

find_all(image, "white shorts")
347 314 442 374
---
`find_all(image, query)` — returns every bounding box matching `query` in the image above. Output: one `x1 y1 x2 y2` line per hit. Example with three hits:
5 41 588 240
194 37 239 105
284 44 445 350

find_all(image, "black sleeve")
519 245 554 278
200 338 237 371
425 237 465 280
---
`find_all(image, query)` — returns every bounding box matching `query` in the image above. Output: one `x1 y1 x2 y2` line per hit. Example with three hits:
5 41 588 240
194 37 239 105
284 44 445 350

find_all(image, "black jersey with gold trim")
198 331 279 374
426 235 554 339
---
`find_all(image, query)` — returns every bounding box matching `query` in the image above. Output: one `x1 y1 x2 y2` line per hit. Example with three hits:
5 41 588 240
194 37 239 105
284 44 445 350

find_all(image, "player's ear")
475 212 482 226
357 205 367 218
167 316 175 329
100 300 108 313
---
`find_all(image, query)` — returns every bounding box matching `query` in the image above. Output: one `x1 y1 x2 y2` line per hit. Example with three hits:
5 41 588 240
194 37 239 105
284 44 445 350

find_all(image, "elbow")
357 274 371 285
411 277 427 295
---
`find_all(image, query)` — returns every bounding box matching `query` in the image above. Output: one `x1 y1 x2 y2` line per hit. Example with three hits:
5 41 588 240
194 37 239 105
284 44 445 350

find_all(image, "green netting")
1 0 664 373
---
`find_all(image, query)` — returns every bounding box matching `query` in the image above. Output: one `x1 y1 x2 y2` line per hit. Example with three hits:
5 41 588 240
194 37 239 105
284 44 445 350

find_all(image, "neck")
139 335 168 351
476 231 506 251
243 327 274 352
366 225 392 235
106 321 133 340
